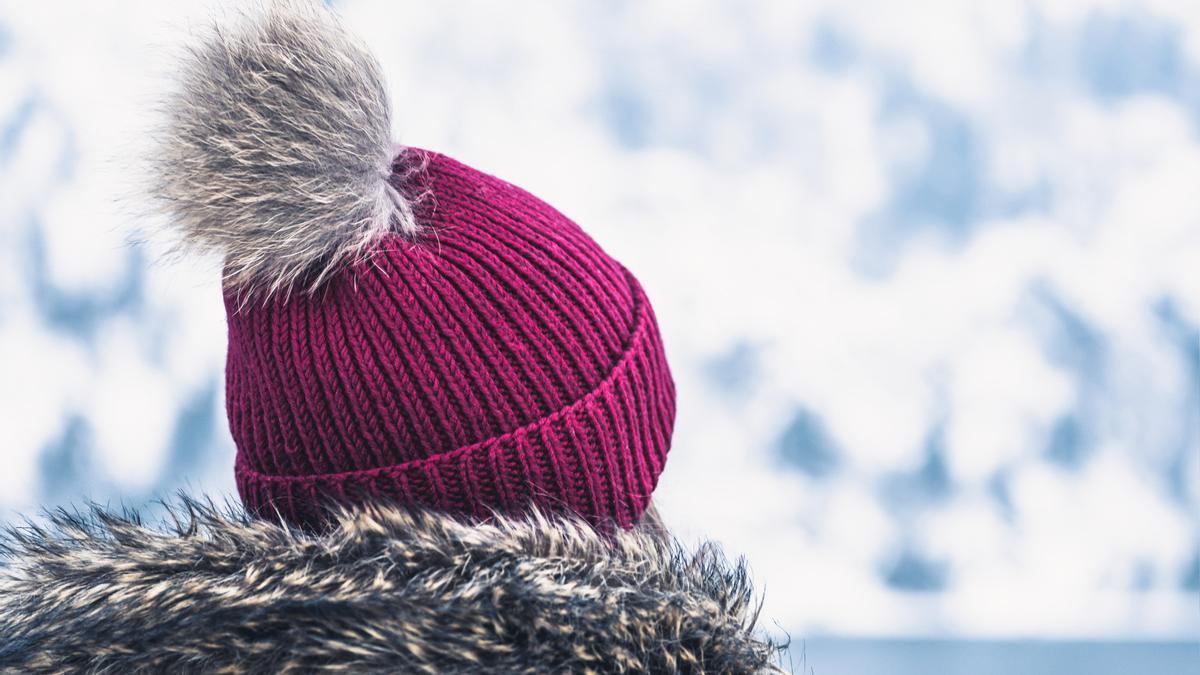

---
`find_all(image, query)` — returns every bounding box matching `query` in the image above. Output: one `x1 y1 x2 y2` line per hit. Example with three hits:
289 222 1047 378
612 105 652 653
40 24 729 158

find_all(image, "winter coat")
0 499 784 673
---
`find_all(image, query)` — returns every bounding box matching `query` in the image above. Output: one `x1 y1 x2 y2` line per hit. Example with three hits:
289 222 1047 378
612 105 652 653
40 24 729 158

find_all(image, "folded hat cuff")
236 278 676 530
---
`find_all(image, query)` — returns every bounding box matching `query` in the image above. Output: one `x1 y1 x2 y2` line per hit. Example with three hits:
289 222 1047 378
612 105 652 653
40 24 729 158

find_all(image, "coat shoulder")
0 498 786 673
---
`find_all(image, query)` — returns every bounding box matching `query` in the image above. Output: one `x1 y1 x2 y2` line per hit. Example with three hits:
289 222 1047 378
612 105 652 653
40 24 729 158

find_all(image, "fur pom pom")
153 1 414 298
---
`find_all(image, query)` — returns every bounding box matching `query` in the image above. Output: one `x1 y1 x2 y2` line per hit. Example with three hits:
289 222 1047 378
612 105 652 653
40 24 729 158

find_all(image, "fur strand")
153 0 414 299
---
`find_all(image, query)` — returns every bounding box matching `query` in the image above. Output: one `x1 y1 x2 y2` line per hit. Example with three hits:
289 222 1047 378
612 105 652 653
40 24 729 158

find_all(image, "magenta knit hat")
152 3 674 529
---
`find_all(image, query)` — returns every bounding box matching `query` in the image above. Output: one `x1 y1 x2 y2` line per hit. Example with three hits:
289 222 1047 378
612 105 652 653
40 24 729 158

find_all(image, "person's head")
154 2 675 530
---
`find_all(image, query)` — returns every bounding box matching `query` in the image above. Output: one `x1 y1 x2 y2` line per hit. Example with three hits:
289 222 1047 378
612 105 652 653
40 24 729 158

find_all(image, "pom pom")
152 0 414 298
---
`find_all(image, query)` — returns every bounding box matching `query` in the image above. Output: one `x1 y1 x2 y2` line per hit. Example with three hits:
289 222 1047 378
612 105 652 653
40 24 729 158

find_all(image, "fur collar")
0 499 784 673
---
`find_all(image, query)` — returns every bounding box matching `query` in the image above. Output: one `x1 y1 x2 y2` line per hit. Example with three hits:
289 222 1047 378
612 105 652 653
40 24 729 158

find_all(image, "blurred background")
0 1 1196 672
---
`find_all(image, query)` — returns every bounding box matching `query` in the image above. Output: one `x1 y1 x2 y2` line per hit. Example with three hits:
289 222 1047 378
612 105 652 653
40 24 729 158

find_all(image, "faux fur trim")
152 0 416 300
0 499 786 673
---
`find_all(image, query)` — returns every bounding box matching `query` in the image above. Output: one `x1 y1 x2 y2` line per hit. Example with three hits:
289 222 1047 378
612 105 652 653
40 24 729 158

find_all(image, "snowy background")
1 0 1197 669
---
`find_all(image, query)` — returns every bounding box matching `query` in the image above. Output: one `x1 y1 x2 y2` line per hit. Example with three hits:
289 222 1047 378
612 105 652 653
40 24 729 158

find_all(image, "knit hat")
152 3 674 529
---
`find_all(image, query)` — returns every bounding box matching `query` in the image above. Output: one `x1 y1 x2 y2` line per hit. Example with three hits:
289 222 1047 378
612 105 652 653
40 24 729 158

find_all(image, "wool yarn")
154 2 675 529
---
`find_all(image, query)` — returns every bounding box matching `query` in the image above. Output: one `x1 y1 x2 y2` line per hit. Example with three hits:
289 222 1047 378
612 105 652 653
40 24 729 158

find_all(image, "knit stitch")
230 150 676 529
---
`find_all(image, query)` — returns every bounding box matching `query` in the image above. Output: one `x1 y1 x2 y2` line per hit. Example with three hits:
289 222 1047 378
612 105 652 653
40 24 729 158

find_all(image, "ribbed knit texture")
228 150 675 530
